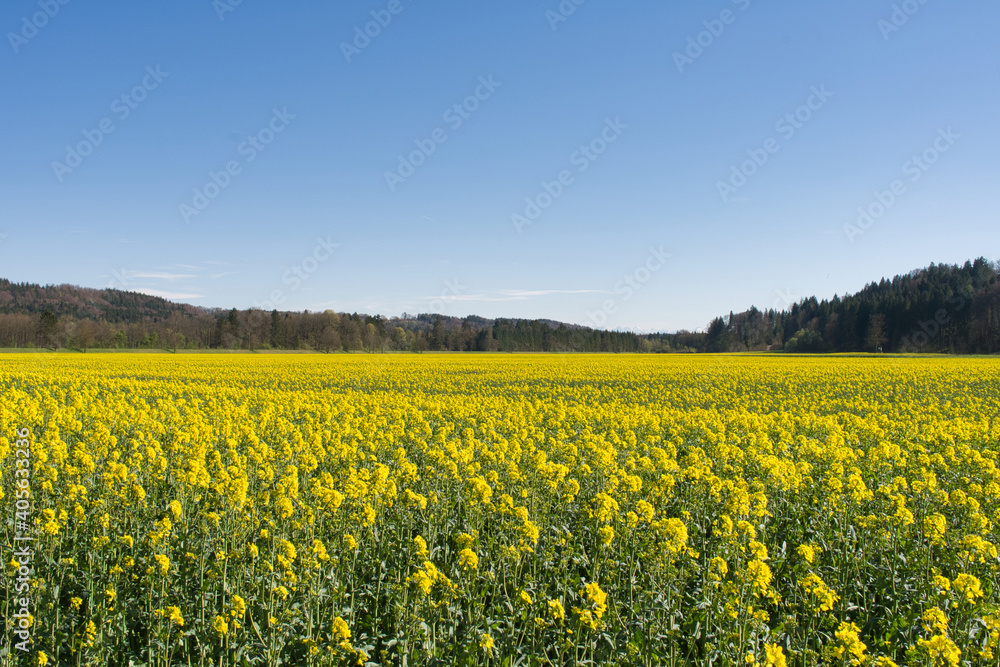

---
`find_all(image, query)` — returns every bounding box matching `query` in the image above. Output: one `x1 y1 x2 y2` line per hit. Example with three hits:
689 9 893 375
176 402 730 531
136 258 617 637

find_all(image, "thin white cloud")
128 271 198 280
423 289 609 303
496 289 609 297
308 290 610 315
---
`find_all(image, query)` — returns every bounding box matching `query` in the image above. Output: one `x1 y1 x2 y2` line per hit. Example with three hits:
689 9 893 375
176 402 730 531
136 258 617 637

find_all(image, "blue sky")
1 0 997 332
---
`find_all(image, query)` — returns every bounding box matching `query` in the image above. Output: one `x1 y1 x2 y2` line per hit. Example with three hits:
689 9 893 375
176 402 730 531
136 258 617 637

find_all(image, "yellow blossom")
458 548 479 570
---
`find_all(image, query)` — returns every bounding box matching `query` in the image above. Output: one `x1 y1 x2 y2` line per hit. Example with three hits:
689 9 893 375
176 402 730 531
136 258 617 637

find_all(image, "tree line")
1 258 997 353
0 305 668 353
701 257 1000 353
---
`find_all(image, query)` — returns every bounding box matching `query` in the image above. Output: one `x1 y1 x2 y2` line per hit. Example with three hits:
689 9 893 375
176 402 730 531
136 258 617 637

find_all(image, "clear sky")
1 0 997 332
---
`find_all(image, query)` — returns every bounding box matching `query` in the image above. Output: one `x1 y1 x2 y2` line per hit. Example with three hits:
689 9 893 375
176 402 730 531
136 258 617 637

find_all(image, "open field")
2 354 1000 666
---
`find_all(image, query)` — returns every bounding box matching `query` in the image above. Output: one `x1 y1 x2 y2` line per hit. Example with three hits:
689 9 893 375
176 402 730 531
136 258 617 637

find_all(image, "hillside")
0 279 204 322
702 257 1000 354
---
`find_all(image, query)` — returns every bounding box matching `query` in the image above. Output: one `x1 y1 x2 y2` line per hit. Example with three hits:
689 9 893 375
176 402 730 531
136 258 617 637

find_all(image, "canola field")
2 353 1000 667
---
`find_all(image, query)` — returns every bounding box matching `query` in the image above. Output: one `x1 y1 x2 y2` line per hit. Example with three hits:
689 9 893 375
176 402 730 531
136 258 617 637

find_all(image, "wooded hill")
700 257 999 354
0 257 997 353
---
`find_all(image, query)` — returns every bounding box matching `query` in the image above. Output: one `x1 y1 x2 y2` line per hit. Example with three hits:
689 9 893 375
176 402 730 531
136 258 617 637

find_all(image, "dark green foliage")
785 329 826 353
679 257 1000 354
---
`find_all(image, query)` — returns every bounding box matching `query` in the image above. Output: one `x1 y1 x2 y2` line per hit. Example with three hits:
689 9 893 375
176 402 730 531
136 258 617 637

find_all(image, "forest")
701 257 1000 354
0 257 997 353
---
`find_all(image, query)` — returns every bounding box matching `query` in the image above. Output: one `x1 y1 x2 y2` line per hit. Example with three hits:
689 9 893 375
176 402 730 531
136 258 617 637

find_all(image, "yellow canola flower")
662 518 689 555
458 548 479 570
832 622 867 666
748 540 768 561
796 544 817 563
799 573 839 613
408 561 456 598
635 500 655 523
311 539 329 562
952 573 983 603
917 635 961 667
583 581 608 618
745 560 772 597
924 513 947 544
331 616 353 651
155 606 184 627
84 620 97 647
230 595 246 619
709 557 728 581
413 535 429 559
763 644 786 667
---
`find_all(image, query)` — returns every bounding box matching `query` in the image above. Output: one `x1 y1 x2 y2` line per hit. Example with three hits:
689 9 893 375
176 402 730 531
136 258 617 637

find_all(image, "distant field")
2 354 999 666
0 348 323 354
